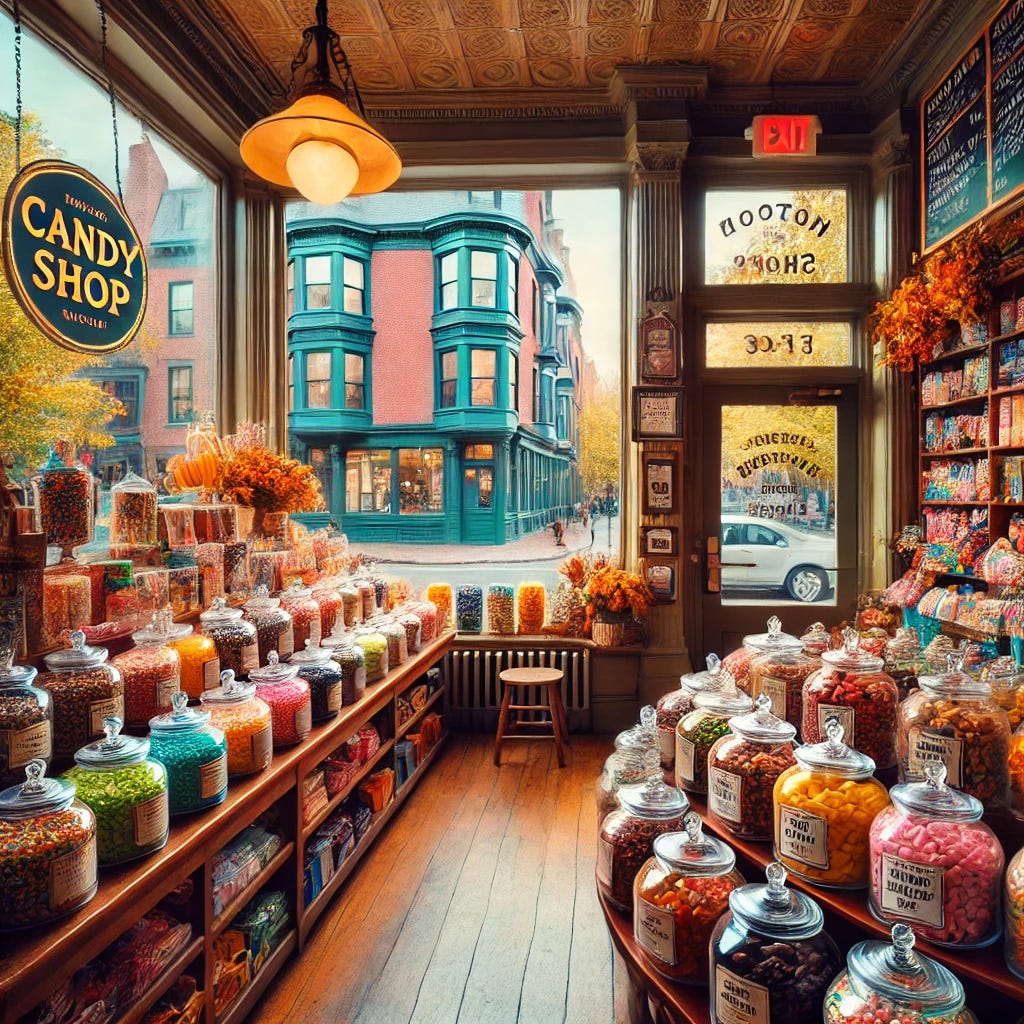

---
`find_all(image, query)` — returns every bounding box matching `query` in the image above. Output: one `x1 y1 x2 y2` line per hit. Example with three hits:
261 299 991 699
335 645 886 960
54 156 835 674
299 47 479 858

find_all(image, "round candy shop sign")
2 159 147 354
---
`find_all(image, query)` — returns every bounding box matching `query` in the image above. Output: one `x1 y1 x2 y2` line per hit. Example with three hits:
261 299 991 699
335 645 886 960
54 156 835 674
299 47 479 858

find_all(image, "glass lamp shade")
287 140 359 205
240 88 401 200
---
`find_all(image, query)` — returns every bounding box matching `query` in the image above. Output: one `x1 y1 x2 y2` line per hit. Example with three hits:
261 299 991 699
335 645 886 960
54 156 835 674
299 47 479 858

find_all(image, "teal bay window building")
286 191 587 545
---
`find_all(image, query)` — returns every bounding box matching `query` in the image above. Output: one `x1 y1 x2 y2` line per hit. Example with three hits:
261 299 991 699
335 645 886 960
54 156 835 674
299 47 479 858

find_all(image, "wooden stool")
494 666 569 767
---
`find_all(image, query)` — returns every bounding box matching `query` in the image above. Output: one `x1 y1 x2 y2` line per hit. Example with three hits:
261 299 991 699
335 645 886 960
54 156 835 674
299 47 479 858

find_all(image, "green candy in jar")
64 716 168 865
354 625 389 683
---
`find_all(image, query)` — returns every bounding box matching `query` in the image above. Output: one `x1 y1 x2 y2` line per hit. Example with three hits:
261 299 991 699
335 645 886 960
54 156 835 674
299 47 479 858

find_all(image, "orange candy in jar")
200 670 272 777
517 582 546 635
168 627 220 699
424 584 453 632
746 614 819 731
112 610 184 728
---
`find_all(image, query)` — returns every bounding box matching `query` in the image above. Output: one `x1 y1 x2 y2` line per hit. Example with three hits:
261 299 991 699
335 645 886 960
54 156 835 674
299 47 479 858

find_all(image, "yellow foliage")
579 380 621 498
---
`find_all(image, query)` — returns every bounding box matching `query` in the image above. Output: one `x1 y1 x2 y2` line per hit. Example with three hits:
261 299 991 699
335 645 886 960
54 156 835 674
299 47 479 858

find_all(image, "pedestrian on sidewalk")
549 518 566 546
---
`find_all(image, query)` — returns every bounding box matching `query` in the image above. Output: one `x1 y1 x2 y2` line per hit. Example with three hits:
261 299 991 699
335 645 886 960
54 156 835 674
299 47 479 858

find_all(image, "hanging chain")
95 0 122 198
13 0 22 172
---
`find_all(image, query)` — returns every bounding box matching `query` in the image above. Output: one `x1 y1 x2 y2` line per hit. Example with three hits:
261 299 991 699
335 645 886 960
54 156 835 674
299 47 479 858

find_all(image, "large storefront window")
399 449 443 513
345 450 393 513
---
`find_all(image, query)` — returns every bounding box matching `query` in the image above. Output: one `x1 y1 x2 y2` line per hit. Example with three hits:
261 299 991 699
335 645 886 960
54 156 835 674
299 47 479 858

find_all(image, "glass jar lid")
150 691 212 733
0 645 38 686
743 615 803 654
111 467 154 493
820 626 884 672
844 924 966 1015
249 650 301 685
918 645 993 699
321 622 355 650
133 608 191 648
244 584 283 611
680 652 726 694
290 637 339 666
201 669 257 704
794 717 876 778
617 777 690 819
43 630 110 671
0 759 77 819
200 596 244 626
889 759 983 822
74 716 150 768
653 812 737 877
800 621 831 654
727 861 824 940
729 693 798 744
615 705 658 751
692 668 753 717
282 581 314 600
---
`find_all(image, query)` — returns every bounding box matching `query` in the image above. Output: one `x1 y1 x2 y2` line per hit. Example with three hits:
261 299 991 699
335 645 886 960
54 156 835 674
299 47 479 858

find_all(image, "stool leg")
547 683 566 768
552 682 570 748
494 681 512 766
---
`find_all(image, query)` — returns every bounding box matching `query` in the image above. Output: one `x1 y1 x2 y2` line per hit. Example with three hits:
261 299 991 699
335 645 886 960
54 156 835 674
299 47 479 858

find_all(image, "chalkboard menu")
922 0 1024 249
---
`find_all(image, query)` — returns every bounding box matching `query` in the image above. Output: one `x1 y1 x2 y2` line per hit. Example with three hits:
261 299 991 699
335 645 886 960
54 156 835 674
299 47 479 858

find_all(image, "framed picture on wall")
641 452 677 515
645 563 676 602
639 312 679 380
641 526 677 556
632 386 683 441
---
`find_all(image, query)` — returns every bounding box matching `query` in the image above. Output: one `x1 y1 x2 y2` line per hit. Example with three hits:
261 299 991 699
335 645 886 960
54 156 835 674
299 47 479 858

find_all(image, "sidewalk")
354 518 609 565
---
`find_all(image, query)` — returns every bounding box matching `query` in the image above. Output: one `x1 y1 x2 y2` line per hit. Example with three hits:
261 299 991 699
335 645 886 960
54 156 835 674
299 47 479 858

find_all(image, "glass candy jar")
310 580 343 636
399 612 422 654
800 621 831 656
33 451 95 558
148 692 227 814
200 597 259 679
242 586 295 664
456 584 484 633
1007 843 1024 979
885 627 926 702
424 583 453 631
710 861 841 1024
112 610 183 728
0 647 52 789
41 631 124 762
597 706 661 818
65 716 168 865
823 923 980 1024
109 469 158 559
707 694 797 842
597 776 689 912
381 617 408 667
354 625 389 683
746 615 819 729
200 670 272 777
774 718 890 889
674 671 752 795
168 625 220 699
0 759 97 930
339 585 361 628
633 813 743 985
802 627 899 768
353 579 377 622
897 654 1011 810
723 615 801 695
869 761 1003 948
486 584 515 635
280 582 322 652
319 624 366 706
290 638 345 721
655 655 714 772
983 656 1024 732
250 652 311 747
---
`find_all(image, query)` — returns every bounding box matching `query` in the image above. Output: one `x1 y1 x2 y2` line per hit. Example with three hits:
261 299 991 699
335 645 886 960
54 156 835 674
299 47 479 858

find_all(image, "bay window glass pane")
509 352 519 410
705 321 852 368
507 253 518 314
288 354 295 412
306 255 332 308
307 351 331 408
399 448 443 513
471 250 497 307
471 349 497 407
440 350 458 408
344 352 365 409
440 252 458 309
286 260 295 316
169 282 194 335
343 256 365 314
704 188 848 284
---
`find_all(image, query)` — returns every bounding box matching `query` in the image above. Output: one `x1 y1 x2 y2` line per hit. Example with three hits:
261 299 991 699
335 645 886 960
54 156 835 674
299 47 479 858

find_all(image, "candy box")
211 827 282 917
343 794 372 841
395 739 416 786
212 931 250 1016
323 755 359 797
343 724 380 764
303 835 333 905
358 767 395 813
229 890 289 975
302 767 330 824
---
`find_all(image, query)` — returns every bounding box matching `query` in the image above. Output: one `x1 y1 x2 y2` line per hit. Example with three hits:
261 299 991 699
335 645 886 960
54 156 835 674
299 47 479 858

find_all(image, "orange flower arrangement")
584 565 653 628
220 443 324 513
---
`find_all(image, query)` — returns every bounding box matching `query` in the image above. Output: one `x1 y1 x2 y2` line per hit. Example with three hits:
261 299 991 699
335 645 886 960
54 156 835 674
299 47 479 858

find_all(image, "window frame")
439 251 459 311
469 347 497 407
342 255 366 315
305 254 332 310
470 249 498 308
167 364 194 424
343 351 366 410
439 349 458 408
305 350 332 409
168 281 194 336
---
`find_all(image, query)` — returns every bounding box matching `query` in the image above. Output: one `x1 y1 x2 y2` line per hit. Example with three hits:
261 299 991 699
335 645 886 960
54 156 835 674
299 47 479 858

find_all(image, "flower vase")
592 617 626 648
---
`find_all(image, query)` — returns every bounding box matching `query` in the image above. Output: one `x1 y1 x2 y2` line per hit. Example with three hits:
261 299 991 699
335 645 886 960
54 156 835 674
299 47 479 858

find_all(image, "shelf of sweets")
921 392 990 411
919 337 991 366
921 445 989 457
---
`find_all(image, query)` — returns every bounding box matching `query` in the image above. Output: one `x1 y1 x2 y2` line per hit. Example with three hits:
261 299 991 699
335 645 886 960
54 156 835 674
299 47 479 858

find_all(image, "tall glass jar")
243 586 295 664
0 759 97 930
746 615 819 730
380 617 408 667
0 647 52 790
310 580 343 636
983 656 1024 732
339 585 361 628
354 579 378 622
724 615 802 695
597 777 689 912
250 652 312 747
823 924 979 1024
148 692 227 814
65 716 168 865
319 626 366 706
168 626 220 699
354 625 389 683
109 469 158 559
40 631 124 763
897 655 1011 810
884 626 925 702
200 597 259 679
1011 717 1024 820
707 694 797 842
675 672 752 795
802 627 899 768
414 600 438 643
424 583 453 631
486 584 515 635
200 670 272 777
633 813 743 985
1006 842 1024 980
709 862 841 1024
655 655 714 772
280 581 322 652
773 718 890 889
456 585 484 634
290 639 345 721
33 451 95 558
869 761 1003 948
597 706 662 818
399 612 422 654
112 610 183 728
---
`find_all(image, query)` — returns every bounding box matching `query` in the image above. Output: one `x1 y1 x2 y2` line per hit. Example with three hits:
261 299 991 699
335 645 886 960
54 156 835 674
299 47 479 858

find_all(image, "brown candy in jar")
746 616 818 731
655 655 715 772
732 615 806 700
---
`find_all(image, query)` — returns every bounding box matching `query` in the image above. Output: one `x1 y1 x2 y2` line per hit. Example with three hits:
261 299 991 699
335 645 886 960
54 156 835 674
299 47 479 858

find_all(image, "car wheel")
785 566 828 602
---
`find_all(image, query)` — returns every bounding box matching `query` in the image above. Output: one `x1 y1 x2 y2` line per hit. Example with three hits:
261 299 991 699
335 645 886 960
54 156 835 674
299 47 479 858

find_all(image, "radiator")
445 645 590 731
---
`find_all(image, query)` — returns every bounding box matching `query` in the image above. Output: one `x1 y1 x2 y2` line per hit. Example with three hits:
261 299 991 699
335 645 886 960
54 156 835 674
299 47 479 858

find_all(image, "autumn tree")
0 112 122 474
579 380 621 499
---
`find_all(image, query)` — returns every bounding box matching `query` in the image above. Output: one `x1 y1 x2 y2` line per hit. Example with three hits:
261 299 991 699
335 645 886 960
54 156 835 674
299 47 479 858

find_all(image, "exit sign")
749 115 822 157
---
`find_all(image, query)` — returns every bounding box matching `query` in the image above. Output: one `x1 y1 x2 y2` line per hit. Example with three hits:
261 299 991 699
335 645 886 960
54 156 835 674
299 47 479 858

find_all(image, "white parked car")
720 513 836 602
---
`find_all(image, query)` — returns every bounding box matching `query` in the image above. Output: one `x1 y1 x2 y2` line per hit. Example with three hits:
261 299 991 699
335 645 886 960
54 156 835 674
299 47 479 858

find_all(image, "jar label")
778 805 829 869
133 790 169 847
203 657 222 690
880 853 945 928
755 674 788 720
675 734 696 786
908 729 963 787
200 753 228 799
714 964 770 1023
657 726 674 768
309 620 322 647
596 835 613 889
50 838 96 911
89 695 124 737
156 674 178 711
251 724 272 766
634 896 676 965
327 682 342 712
241 642 260 675
709 766 742 823
816 703 855 746
295 702 312 737
279 624 294 658
3 719 52 769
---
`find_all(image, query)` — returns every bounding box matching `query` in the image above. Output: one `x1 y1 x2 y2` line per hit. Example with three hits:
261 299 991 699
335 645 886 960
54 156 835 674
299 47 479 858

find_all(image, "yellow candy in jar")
199 670 272 777
168 630 221 699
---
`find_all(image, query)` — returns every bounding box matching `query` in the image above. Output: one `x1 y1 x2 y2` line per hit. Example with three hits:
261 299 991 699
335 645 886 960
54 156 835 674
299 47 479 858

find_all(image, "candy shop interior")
5 1 1024 1023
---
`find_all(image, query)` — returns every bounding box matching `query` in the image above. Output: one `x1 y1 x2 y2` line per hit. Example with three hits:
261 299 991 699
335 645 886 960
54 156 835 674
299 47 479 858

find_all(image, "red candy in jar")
249 651 312 748
280 581 322 652
870 760 1003 948
802 627 898 769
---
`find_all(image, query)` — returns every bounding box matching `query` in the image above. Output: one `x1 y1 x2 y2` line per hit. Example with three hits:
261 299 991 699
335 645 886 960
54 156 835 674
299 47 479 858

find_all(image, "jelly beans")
281 585 322 652
255 676 311 747
42 575 92 649
110 484 158 558
803 667 898 768
35 460 94 555
399 613 422 654
311 585 342 636
201 674 272 778
169 632 220 699
456 585 483 633
486 585 515 635
113 644 180 728
354 631 388 683
200 599 259 679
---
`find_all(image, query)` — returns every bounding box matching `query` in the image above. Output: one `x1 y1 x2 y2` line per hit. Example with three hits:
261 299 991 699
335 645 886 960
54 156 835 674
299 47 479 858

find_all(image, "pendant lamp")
240 0 401 205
